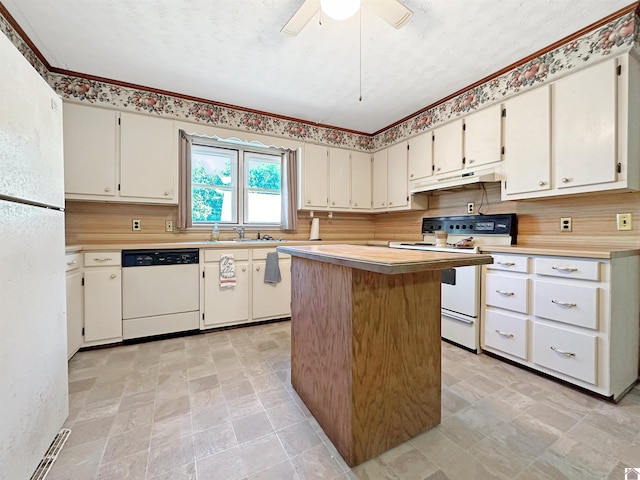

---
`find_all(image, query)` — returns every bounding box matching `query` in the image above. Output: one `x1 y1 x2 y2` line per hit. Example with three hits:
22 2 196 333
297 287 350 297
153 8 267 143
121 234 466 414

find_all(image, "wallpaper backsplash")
0 8 638 151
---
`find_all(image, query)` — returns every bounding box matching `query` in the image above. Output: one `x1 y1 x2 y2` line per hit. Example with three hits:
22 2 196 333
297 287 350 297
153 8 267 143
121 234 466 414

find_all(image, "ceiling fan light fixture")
320 0 360 20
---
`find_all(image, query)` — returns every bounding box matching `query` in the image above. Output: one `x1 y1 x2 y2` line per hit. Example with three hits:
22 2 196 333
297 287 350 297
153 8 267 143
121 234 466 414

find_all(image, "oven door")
441 265 480 317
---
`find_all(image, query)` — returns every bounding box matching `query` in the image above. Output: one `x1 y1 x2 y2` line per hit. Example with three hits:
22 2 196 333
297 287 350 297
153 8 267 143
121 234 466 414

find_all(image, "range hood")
410 164 503 194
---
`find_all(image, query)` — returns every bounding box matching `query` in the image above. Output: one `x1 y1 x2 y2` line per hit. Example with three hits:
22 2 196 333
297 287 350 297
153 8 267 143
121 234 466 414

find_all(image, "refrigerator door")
0 201 68 480
0 31 64 209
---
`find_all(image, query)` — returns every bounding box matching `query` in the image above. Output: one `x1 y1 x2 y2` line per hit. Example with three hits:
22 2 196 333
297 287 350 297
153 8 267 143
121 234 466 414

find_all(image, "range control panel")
122 249 199 267
421 214 517 240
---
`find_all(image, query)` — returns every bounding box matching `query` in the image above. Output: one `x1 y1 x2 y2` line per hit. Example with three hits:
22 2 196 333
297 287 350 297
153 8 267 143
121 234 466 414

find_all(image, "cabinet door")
203 262 249 326
408 131 432 181
302 144 329 208
84 268 122 342
503 86 551 196
63 103 117 197
553 58 617 189
66 270 83 359
372 149 388 210
119 112 177 202
328 148 351 209
387 141 408 209
252 258 292 320
464 104 502 168
350 151 371 210
433 119 463 175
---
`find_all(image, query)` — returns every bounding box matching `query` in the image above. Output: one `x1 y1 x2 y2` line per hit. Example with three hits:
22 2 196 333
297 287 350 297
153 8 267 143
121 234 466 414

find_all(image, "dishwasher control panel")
122 249 199 267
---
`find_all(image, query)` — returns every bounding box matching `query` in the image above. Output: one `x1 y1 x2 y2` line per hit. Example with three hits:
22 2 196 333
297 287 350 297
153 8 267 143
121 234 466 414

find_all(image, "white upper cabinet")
433 119 463 175
63 103 178 204
119 112 177 202
464 104 502 169
350 151 372 210
407 131 433 182
372 149 388 210
553 58 617 189
502 85 551 197
301 143 329 208
387 141 409 209
328 147 351 209
63 103 118 198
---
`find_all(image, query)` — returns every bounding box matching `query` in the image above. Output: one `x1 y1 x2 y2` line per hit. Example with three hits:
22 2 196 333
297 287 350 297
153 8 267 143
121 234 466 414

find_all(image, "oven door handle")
442 311 475 325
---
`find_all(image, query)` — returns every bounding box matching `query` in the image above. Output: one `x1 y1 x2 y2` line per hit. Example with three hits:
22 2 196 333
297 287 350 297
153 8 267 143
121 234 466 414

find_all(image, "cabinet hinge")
432 135 435 142
432 165 435 171
118 117 121 125
617 162 622 173
81 277 85 286
202 271 205 278
463 124 466 131
502 108 506 117
406 196 409 201
82 327 85 336
117 184 121 191
407 144 410 150
202 313 205 320
462 157 466 165
501 146 505 155
617 65 622 76
504 181 507 190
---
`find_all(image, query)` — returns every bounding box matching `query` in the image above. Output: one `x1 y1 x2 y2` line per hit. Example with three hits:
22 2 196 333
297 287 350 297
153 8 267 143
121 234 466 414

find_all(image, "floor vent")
30 429 71 480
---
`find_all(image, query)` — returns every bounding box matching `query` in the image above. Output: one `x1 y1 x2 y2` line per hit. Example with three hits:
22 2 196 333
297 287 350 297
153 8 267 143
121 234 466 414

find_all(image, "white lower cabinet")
201 248 291 329
65 252 83 359
482 251 640 400
83 251 122 345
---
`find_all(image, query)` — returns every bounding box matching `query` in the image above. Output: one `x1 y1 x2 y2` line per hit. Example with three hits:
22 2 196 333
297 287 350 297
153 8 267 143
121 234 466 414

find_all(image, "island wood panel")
290 257 442 466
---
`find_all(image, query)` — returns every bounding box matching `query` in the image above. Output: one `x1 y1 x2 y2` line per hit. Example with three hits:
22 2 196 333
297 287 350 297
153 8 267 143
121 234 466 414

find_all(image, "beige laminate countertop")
276 244 494 275
65 239 375 254
479 244 640 259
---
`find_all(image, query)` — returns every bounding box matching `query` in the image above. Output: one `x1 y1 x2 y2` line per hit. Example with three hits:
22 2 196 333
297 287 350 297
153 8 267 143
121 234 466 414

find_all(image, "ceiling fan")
281 0 413 36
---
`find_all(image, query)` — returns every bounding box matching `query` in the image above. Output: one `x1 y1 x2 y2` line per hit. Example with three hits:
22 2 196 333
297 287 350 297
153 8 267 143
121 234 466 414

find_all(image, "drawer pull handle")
538 181 546 186
550 346 575 357
93 257 113 262
552 266 577 272
66 260 77 265
495 329 514 338
110 274 117 279
495 290 514 296
561 177 570 183
551 300 577 308
496 261 515 266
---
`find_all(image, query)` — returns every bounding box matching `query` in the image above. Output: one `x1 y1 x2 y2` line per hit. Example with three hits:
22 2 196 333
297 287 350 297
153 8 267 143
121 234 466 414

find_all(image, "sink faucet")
233 226 245 239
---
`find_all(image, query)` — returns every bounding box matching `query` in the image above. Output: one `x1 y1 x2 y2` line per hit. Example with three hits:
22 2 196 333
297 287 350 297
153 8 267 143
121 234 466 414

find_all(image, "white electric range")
389 213 517 353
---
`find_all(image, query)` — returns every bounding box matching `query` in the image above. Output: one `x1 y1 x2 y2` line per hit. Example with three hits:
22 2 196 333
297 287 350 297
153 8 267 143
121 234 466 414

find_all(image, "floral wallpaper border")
1 9 637 152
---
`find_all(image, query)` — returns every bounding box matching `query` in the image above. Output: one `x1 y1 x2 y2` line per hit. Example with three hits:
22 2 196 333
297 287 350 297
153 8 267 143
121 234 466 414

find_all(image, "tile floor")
47 320 640 480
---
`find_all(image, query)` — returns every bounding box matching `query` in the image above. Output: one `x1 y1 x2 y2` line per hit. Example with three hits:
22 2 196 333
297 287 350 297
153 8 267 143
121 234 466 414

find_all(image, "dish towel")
264 252 281 284
219 254 236 288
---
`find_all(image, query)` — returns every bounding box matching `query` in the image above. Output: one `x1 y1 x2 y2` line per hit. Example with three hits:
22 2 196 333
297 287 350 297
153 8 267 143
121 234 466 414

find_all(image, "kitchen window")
190 140 282 226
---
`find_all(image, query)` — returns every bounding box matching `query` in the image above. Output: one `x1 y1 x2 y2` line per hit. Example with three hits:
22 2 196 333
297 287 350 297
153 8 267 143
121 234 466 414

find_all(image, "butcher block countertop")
277 244 493 274
479 244 640 259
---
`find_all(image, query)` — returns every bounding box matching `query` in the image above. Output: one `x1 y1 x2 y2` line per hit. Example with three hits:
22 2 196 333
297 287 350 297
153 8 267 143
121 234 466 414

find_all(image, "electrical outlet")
132 219 141 231
165 220 174 232
616 213 632 231
560 217 572 232
467 202 474 214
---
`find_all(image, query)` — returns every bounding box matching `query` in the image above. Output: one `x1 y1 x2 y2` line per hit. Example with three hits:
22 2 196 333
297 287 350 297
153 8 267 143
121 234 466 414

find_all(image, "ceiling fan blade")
281 0 321 36
362 0 413 29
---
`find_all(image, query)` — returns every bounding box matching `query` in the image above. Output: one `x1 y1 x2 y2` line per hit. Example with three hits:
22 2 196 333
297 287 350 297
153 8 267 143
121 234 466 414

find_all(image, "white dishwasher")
122 249 200 340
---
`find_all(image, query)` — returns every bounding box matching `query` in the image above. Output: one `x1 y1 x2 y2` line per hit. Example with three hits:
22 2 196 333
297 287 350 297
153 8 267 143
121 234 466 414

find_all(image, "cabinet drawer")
534 257 600 281
533 322 597 384
65 253 82 272
203 249 249 262
533 280 598 329
252 248 291 261
484 310 528 360
487 254 529 273
485 274 529 313
84 251 121 267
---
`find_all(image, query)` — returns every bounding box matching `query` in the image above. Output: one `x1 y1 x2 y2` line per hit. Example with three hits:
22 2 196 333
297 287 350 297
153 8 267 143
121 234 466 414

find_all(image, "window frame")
189 138 283 227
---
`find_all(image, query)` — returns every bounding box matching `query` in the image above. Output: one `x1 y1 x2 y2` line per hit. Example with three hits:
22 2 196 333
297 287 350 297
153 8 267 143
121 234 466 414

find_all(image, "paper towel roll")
309 217 320 240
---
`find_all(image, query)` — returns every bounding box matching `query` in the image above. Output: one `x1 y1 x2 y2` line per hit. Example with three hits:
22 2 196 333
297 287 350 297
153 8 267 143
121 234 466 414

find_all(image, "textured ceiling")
2 0 633 133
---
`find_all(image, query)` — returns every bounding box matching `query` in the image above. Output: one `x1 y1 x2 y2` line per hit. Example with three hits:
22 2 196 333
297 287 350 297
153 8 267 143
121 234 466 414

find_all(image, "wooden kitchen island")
276 244 493 466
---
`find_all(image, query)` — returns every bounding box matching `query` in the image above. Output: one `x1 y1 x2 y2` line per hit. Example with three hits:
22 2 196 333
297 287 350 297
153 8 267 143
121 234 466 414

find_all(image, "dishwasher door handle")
442 311 475 325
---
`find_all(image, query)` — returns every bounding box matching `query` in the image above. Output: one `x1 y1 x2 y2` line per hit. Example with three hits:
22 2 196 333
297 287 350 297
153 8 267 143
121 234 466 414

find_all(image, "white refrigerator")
0 30 68 480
